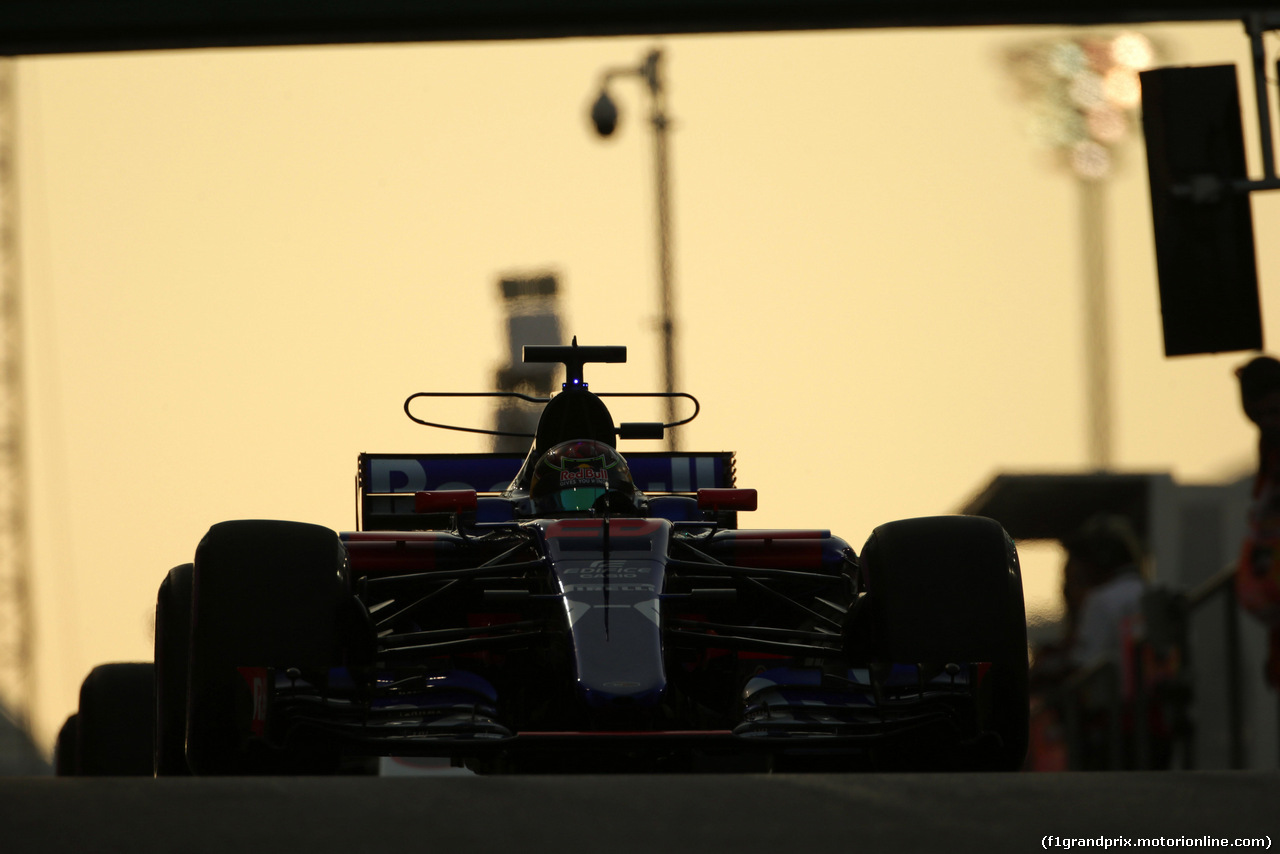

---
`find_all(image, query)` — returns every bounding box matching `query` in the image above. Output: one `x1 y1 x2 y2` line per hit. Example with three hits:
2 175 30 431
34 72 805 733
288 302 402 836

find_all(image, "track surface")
1 772 1275 853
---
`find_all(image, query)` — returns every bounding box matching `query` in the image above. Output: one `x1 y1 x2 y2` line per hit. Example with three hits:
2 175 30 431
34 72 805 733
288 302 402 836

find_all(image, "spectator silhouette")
1063 515 1147 671
1235 355 1280 688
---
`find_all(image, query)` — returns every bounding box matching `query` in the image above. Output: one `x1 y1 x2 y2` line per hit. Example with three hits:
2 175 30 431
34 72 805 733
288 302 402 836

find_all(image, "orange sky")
10 21 1279 751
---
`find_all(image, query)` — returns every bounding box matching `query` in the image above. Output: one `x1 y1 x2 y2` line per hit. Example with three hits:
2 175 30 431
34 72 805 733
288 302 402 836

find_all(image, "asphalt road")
0 772 1275 854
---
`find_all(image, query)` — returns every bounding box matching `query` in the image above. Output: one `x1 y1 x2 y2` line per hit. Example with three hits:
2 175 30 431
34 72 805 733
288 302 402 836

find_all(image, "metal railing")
1184 565 1245 769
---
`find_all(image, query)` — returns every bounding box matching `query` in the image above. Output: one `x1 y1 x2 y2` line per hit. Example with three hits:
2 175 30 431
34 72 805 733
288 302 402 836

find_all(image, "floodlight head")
591 89 619 137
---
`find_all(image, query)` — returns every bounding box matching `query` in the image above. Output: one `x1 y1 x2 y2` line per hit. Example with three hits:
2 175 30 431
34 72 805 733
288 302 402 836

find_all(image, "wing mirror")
618 421 665 440
697 488 758 512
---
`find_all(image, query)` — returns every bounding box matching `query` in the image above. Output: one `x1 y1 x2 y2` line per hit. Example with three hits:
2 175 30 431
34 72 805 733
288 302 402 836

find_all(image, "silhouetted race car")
58 342 1028 775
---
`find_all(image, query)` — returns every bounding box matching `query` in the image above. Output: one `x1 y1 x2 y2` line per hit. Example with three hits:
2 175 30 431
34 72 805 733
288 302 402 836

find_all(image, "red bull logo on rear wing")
357 451 735 526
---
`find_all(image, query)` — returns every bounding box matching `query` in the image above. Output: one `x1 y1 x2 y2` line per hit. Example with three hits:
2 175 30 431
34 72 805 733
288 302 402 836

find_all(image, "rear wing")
357 451 736 530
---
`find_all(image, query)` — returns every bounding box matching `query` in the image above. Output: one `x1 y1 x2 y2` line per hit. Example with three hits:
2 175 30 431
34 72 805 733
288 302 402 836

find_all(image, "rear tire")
77 663 156 776
186 520 348 775
857 515 1028 770
154 563 193 775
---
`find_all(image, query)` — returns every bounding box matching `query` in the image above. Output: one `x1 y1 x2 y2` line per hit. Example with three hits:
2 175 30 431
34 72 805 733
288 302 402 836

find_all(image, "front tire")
857 515 1028 770
186 520 348 775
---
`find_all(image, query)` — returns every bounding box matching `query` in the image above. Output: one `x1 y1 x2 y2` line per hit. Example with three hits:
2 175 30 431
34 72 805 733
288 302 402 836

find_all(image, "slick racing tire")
186 520 348 775
76 662 157 776
857 515 1029 771
54 713 79 776
154 563 193 776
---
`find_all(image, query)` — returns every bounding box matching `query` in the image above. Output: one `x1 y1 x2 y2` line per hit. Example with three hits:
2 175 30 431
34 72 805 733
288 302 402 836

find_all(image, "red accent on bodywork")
344 532 463 542
546 519 599 538
414 490 479 513
545 519 663 538
344 532 465 574
728 539 823 569
707 529 837 570
719 530 829 540
238 667 269 738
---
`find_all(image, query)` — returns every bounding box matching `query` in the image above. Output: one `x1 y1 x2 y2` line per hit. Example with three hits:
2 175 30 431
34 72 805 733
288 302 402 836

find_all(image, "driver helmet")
529 439 641 514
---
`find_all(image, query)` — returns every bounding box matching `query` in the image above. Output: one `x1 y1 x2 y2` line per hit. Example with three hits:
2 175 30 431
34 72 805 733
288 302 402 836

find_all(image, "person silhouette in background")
1070 515 1167 769
1026 515 1148 770
1235 355 1280 689
1062 515 1148 672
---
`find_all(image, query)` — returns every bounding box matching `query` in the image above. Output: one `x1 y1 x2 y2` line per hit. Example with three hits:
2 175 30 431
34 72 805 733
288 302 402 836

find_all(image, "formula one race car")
58 342 1028 775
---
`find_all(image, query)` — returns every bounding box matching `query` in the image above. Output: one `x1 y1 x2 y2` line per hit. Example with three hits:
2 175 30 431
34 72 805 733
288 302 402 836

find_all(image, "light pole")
588 48 680 451
1006 33 1158 471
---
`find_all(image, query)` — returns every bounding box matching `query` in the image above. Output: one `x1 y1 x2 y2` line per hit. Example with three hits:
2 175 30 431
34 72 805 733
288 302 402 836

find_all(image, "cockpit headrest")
534 388 616 451
508 389 618 493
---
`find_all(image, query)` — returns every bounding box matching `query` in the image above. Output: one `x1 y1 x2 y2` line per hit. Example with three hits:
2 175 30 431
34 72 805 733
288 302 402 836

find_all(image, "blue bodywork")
538 519 670 711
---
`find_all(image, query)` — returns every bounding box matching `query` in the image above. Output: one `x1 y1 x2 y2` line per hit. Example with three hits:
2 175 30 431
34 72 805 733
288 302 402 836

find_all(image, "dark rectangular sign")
1141 64 1263 357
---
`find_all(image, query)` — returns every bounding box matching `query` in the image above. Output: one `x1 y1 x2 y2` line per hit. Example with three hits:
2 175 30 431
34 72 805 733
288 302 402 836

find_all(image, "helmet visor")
552 486 606 512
